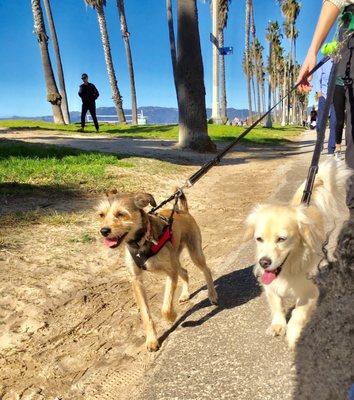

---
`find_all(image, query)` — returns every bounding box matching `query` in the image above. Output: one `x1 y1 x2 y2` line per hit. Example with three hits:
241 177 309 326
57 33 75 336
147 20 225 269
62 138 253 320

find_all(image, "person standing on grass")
297 0 354 219
78 73 99 132
313 58 337 155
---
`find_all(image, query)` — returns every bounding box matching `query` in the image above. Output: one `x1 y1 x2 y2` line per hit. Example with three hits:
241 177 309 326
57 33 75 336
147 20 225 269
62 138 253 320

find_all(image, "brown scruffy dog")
97 190 218 351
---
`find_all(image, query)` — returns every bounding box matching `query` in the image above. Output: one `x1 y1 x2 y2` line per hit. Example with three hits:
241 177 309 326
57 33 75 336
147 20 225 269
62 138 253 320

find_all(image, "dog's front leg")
286 286 319 350
131 277 159 351
265 286 287 337
161 270 178 323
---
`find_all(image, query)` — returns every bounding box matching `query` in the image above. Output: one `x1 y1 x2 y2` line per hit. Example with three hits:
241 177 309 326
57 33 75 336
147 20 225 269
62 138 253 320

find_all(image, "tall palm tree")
218 0 229 123
265 21 282 127
31 0 64 124
278 0 300 124
85 0 126 123
177 0 215 151
244 0 253 122
42 0 70 124
116 0 137 124
252 38 264 117
165 0 178 100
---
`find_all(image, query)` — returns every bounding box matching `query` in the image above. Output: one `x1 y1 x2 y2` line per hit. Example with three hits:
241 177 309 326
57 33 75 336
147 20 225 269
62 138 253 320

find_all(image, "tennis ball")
321 41 339 56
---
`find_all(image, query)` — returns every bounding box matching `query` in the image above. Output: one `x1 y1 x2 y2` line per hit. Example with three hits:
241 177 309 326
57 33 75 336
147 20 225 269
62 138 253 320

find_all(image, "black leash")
150 56 331 212
301 61 339 205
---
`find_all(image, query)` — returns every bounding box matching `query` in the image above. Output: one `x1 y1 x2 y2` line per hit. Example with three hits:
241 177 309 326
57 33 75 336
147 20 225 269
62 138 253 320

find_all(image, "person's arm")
78 85 83 98
297 1 341 90
93 84 99 99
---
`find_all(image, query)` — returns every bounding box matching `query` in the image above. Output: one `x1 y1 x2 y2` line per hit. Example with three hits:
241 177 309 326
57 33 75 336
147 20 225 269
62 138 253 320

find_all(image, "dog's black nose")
259 256 272 269
100 227 111 237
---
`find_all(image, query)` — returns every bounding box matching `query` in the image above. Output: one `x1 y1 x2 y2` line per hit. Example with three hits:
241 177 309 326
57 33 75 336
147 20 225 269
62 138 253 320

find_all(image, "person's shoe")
327 152 334 157
96 129 99 133
334 150 343 161
77 128 84 132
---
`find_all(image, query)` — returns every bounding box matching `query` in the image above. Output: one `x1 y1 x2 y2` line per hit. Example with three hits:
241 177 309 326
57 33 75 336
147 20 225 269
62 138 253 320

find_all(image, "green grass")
0 120 303 143
0 139 188 195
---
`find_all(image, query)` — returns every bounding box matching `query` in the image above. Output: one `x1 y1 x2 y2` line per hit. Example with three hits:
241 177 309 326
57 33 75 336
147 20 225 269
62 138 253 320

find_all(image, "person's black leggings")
81 102 99 131
333 84 346 145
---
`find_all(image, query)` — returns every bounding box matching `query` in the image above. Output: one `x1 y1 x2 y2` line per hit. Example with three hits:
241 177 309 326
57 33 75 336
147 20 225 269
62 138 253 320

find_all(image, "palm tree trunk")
166 0 178 100
96 4 126 123
257 81 261 118
177 0 215 152
31 0 64 124
265 41 272 128
42 0 70 124
281 63 287 126
219 29 227 123
245 0 253 122
116 0 137 124
251 76 257 117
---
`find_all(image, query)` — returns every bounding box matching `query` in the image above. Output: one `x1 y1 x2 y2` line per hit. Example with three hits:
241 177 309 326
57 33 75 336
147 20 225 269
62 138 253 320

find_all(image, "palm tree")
31 0 64 124
165 0 178 100
42 0 70 124
85 0 126 123
177 0 215 151
116 0 137 124
278 0 301 124
244 0 253 122
252 38 265 117
265 21 282 127
218 0 229 123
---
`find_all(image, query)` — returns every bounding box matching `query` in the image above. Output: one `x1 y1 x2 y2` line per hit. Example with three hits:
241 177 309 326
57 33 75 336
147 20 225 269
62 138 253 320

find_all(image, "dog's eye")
99 212 105 218
115 211 124 218
256 237 263 243
277 237 287 243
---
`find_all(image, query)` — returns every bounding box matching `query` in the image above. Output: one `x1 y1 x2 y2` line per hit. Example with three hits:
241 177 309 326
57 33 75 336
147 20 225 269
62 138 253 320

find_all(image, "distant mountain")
1 106 250 125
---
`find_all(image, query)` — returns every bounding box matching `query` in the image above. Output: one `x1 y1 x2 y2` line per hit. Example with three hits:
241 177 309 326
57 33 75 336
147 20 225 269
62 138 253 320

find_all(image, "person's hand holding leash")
297 1 341 91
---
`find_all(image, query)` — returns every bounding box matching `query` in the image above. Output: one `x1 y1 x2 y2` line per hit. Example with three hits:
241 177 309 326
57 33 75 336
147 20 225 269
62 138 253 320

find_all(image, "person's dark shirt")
78 83 99 104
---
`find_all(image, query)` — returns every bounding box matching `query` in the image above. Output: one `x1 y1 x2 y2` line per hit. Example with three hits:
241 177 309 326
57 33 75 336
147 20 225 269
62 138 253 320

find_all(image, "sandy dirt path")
0 129 316 399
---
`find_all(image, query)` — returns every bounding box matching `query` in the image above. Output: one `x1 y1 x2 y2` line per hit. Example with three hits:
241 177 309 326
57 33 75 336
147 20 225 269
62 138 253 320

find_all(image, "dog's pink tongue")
261 270 277 285
104 237 119 248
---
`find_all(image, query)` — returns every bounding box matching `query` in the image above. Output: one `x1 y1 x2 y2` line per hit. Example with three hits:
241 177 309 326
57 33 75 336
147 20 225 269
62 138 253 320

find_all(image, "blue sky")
0 0 324 117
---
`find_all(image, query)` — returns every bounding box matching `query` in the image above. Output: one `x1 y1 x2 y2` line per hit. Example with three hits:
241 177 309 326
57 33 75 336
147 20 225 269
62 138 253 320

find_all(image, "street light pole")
211 0 221 124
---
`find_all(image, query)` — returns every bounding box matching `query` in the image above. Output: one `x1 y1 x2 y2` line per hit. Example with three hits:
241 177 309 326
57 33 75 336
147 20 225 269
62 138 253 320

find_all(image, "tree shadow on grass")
158 265 261 346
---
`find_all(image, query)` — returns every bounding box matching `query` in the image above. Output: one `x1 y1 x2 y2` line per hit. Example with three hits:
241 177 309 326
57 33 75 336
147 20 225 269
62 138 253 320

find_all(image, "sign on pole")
219 46 233 56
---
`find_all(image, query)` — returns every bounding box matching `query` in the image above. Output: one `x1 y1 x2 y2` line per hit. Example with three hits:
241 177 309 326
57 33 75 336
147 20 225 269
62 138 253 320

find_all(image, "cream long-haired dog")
244 160 352 349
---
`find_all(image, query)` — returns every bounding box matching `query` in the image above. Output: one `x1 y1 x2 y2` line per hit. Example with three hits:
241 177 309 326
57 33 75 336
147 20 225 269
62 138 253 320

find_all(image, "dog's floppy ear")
244 204 264 242
296 206 324 252
134 193 157 209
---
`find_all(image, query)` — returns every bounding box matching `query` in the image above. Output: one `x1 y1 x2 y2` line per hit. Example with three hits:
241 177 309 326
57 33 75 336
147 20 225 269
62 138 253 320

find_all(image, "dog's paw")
208 289 218 306
146 337 160 352
162 309 177 323
178 293 190 303
286 329 300 350
267 323 287 337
